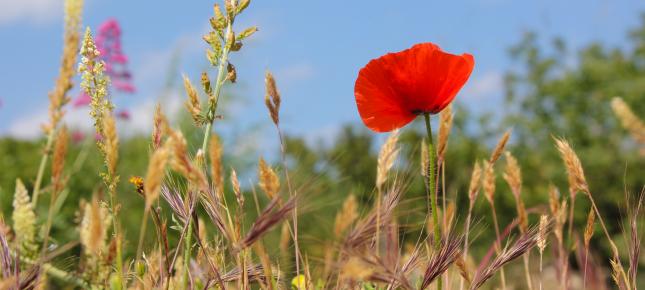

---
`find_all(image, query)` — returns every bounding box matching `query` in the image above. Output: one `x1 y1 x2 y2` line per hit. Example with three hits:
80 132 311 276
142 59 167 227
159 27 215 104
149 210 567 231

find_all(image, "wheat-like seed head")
209 135 224 196
102 114 119 177
152 104 168 151
537 214 548 253
334 194 358 238
502 151 521 198
52 126 69 193
548 184 560 215
183 75 203 126
264 71 280 125
483 160 495 205
611 97 645 144
468 161 482 202
44 0 83 133
437 104 453 161
455 253 471 285
554 137 588 194
258 157 280 199
230 168 244 207
502 151 527 231
489 130 511 164
376 130 399 192
168 129 208 190
144 147 169 208
554 200 567 243
584 208 595 248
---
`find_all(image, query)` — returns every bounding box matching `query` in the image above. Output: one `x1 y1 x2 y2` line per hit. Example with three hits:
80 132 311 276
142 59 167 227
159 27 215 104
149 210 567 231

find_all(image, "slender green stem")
189 21 233 289
423 113 441 289
32 128 56 207
136 207 150 260
182 217 193 289
200 25 232 155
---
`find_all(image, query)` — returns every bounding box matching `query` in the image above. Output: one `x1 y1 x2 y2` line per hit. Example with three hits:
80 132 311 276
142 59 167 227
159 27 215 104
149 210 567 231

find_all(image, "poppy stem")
424 112 442 289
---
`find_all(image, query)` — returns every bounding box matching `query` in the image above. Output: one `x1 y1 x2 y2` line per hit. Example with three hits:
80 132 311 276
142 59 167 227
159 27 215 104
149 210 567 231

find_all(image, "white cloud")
275 62 315 85
5 90 182 140
462 71 504 100
0 0 61 25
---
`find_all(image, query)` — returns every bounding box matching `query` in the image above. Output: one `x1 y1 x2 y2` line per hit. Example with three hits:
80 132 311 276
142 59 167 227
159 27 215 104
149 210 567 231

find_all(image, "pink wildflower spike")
71 130 86 144
116 109 131 120
95 18 136 94
73 93 91 108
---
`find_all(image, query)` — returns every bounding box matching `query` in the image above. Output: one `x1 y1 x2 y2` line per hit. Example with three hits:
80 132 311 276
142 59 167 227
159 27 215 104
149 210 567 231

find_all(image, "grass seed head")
489 130 511 164
611 97 645 144
376 130 399 192
258 157 280 199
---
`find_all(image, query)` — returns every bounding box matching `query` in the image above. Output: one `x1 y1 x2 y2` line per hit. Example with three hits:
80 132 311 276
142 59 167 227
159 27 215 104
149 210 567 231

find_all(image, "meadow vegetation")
0 0 643 289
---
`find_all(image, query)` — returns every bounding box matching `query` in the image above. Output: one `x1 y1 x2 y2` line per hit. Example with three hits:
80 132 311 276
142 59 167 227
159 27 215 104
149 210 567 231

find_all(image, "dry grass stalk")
610 258 629 290
264 71 281 125
376 130 400 192
334 194 358 238
183 75 203 126
343 189 401 252
420 233 463 290
455 254 471 286
489 130 511 164
503 151 527 232
468 161 482 202
437 104 453 163
554 137 588 194
238 197 296 249
152 104 168 150
144 147 169 208
45 0 83 133
583 208 595 289
258 158 280 199
168 129 207 190
461 161 482 290
611 97 645 144
583 208 595 248
483 160 495 205
553 137 623 265
626 192 643 289
209 135 224 195
481 158 508 290
548 184 560 215
470 226 542 290
51 126 69 194
230 168 244 207
32 0 82 206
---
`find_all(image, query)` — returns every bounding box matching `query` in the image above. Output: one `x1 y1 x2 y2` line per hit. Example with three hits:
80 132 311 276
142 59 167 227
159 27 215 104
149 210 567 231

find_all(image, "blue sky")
1 0 644 142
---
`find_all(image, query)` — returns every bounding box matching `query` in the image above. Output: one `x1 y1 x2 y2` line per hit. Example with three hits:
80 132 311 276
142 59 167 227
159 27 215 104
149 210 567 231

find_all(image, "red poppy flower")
354 43 474 132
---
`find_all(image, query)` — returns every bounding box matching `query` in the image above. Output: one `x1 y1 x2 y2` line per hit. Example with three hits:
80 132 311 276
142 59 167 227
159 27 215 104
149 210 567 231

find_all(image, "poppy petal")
354 43 474 132
355 59 417 132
